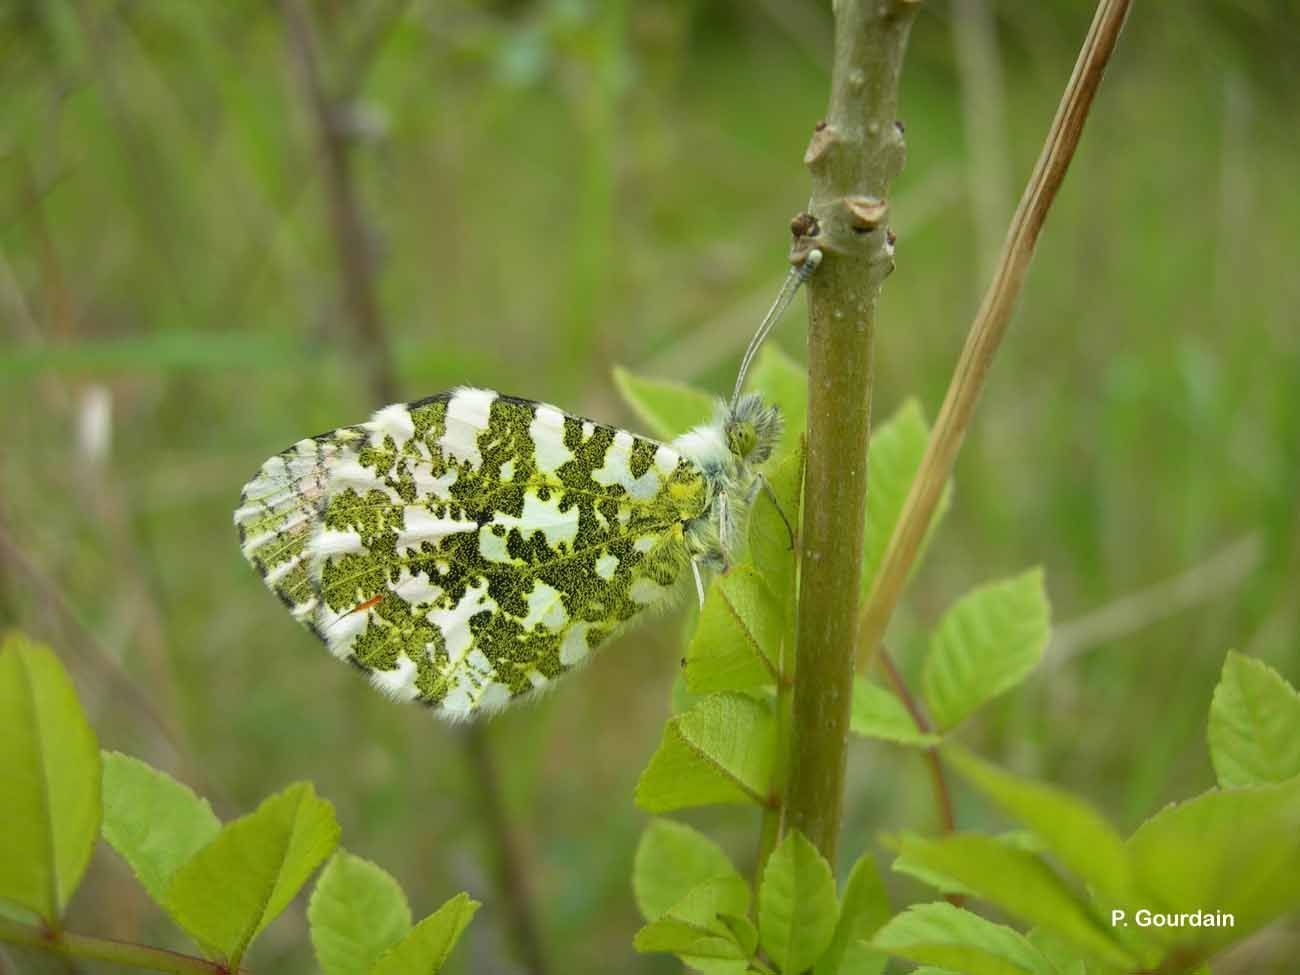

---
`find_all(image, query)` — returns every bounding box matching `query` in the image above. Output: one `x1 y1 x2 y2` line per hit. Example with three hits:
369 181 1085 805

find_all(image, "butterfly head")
725 392 783 468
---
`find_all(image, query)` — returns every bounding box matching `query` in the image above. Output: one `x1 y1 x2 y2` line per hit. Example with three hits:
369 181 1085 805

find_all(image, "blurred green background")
2 1 1298 972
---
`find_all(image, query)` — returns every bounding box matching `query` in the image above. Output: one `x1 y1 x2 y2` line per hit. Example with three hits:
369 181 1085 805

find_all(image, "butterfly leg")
691 558 707 609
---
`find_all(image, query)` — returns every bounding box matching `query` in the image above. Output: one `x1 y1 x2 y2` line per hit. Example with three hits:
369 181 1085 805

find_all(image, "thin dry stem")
1051 533 1262 664
280 8 549 971
856 0 1132 671
281 0 397 403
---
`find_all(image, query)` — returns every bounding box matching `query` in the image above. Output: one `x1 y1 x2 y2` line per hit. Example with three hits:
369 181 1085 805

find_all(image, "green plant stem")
0 917 239 975
876 648 955 835
784 0 919 865
855 0 1132 671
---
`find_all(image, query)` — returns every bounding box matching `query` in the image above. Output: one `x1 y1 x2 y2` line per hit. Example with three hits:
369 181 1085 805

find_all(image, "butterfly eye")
726 420 758 459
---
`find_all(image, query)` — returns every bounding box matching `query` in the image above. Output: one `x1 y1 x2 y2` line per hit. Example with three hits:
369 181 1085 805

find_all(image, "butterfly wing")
235 387 709 719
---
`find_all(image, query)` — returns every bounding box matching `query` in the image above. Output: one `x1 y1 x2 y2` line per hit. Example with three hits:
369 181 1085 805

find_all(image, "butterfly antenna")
730 249 823 410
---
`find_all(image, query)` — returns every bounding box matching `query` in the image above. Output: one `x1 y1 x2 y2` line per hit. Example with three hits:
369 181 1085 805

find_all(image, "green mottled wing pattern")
235 387 709 719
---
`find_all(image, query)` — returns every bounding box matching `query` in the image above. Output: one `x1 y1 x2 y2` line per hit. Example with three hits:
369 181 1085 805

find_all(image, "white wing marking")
441 387 496 467
530 405 573 474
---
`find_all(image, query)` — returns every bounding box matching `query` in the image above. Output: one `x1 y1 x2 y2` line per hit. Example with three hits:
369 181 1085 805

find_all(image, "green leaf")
922 569 1051 731
370 892 479 975
1026 929 1089 975
872 902 1056 975
636 694 775 812
815 853 891 975
164 782 340 968
892 832 1049 900
101 752 221 907
686 566 782 693
718 912 758 957
892 833 1136 969
1207 651 1300 788
944 746 1133 905
891 846 977 899
749 445 804 637
634 819 745 922
0 633 100 921
634 920 747 974
634 877 752 975
1125 777 1300 954
758 830 839 974
850 677 941 747
861 400 952 596
747 343 807 460
310 851 412 975
613 367 716 440
640 875 750 934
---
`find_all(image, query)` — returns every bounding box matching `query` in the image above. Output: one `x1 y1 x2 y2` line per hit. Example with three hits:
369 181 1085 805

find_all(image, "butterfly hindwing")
236 387 710 719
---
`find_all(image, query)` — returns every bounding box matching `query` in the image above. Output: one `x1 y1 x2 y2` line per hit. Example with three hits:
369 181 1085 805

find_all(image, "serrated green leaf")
636 694 776 812
370 891 479 975
892 833 1136 969
922 569 1051 731
749 446 803 641
634 819 745 922
1208 651 1300 788
718 913 758 957
758 830 839 974
850 677 941 747
656 875 751 930
686 566 782 693
634 919 747 968
101 752 221 907
944 746 1133 906
164 782 340 967
1026 929 1089 975
1124 777 1300 954
671 667 710 716
310 851 412 975
0 633 100 921
891 830 1052 901
747 343 806 460
613 367 716 440
891 845 976 898
815 853 891 975
872 902 1056 975
634 877 752 975
862 400 952 596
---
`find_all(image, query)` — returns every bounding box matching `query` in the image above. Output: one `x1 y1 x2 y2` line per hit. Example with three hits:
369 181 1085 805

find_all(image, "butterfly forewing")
235 387 709 719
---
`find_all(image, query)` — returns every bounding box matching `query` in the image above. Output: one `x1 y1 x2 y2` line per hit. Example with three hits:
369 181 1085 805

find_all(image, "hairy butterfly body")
234 387 781 720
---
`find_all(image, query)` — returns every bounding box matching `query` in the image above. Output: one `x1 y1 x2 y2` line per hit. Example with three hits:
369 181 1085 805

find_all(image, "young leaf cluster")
633 820 890 975
870 654 1300 975
615 355 1300 975
616 346 1050 974
617 347 927 974
0 631 477 975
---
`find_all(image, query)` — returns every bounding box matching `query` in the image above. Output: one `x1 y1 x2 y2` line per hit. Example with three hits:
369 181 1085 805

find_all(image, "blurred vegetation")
1 1 1297 972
